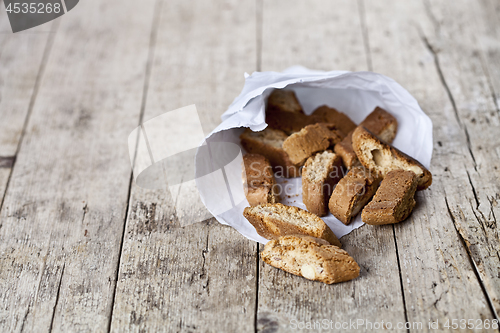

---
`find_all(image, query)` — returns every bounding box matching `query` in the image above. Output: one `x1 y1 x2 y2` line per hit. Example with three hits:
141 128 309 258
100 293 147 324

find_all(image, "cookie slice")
328 166 381 225
362 170 418 225
335 107 398 168
243 154 278 206
265 89 310 134
309 105 357 137
243 203 341 247
282 123 344 165
352 126 432 190
261 235 360 284
240 127 300 178
302 151 343 217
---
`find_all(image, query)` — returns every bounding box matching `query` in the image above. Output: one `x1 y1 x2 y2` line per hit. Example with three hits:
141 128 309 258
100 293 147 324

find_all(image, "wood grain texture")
0 0 156 331
363 0 499 329
258 1 407 332
109 0 259 332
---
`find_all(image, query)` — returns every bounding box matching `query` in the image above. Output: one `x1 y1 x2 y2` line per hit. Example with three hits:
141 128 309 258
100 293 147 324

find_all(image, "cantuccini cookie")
362 170 418 225
265 89 310 134
335 107 398 169
309 105 357 137
261 235 359 284
243 203 341 247
328 166 381 225
282 123 344 165
240 127 300 178
352 126 432 190
242 154 278 206
302 151 343 217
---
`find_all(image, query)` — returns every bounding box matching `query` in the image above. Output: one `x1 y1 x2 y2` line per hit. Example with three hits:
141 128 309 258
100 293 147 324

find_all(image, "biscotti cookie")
261 235 359 284
335 107 398 168
243 203 341 247
352 126 432 190
243 154 278 206
309 105 357 136
282 123 344 165
265 89 310 134
267 89 303 114
240 127 300 178
302 151 343 217
328 166 381 225
362 170 418 225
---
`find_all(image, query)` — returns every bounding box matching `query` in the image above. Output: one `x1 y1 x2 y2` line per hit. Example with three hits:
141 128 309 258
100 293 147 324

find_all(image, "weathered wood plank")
257 1 407 332
109 0 259 332
0 0 156 331
423 0 500 318
0 11 53 210
363 0 498 329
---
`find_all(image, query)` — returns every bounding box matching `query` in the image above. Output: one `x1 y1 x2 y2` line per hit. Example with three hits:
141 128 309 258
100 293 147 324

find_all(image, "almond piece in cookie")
261 235 359 284
328 166 381 225
335 107 398 168
243 154 278 206
352 126 432 190
302 151 343 217
309 105 357 137
362 170 418 225
240 127 300 178
282 123 344 165
243 203 341 247
265 89 310 134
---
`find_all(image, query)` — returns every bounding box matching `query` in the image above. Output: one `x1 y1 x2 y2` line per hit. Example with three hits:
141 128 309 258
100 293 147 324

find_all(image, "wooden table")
0 0 499 332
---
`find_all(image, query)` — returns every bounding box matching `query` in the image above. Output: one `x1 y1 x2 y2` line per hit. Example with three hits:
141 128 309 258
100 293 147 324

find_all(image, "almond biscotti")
265 89 310 134
243 154 278 206
243 203 341 247
328 166 381 225
240 127 300 178
352 126 432 190
282 123 344 165
302 151 343 217
309 105 357 137
335 107 398 168
362 170 418 225
261 235 359 284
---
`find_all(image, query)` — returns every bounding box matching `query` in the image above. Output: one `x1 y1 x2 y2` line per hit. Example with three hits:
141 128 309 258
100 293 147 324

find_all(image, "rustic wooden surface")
0 0 499 332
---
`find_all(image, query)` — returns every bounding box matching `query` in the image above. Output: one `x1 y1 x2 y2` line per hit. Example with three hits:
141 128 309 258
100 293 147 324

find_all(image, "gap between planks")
106 0 164 331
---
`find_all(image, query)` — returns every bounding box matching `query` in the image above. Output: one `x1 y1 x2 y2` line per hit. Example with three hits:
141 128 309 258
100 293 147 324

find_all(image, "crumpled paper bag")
195 66 433 243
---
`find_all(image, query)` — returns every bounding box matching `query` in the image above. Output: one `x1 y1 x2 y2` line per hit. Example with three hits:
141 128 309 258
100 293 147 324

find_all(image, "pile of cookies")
240 89 432 284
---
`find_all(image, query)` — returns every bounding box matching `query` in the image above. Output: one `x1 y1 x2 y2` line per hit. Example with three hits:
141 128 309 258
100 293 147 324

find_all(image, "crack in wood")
357 0 373 71
392 225 410 333
19 302 30 333
48 263 65 333
445 198 500 322
466 170 480 209
0 156 15 169
200 230 210 296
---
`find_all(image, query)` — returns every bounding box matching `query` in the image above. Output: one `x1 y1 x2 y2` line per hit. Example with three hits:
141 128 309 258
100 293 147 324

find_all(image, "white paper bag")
195 66 433 243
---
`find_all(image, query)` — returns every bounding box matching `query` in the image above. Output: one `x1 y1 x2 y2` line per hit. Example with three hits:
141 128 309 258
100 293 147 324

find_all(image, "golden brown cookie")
243 203 341 247
240 127 300 178
302 151 343 217
352 126 432 190
362 170 418 225
261 235 359 284
328 166 381 225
